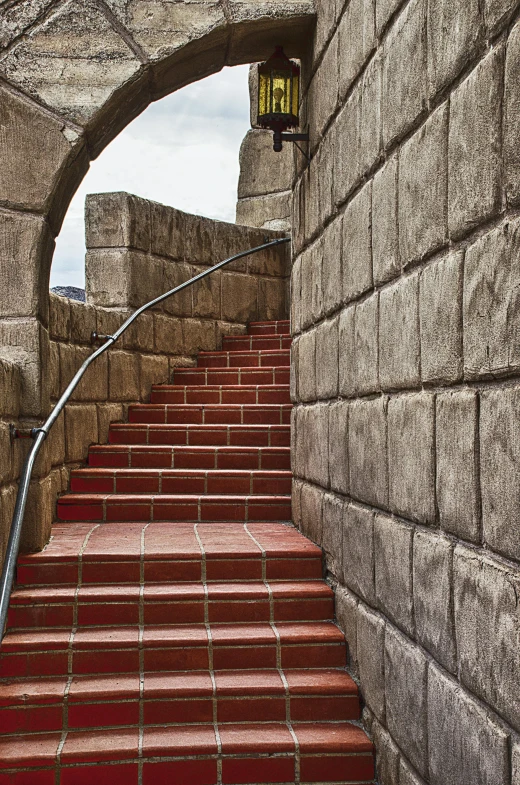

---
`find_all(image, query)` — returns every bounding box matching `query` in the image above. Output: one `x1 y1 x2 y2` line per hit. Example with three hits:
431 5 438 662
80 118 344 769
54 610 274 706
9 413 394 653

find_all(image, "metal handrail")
0 237 291 638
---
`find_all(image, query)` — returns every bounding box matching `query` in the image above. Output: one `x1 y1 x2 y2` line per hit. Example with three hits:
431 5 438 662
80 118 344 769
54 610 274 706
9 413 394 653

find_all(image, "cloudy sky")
51 64 251 289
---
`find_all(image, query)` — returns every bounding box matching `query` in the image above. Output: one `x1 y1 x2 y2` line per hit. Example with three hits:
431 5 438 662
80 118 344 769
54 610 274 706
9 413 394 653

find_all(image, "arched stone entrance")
0 0 315 416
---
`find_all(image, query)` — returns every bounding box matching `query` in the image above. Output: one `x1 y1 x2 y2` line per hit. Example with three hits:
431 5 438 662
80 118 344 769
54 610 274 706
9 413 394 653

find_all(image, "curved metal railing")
0 237 291 638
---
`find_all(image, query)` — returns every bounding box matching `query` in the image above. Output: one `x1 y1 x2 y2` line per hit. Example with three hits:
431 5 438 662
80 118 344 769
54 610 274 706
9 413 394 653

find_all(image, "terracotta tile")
222 757 294 785
0 770 55 785
61 728 139 762
142 760 217 785
291 695 360 722
69 674 139 701
68 700 139 729
0 677 67 707
0 705 62 734
217 696 286 723
0 733 59 766
300 754 375 783
72 649 139 675
218 723 294 754
214 670 284 696
144 672 213 698
294 723 374 753
60 763 138 785
143 725 217 756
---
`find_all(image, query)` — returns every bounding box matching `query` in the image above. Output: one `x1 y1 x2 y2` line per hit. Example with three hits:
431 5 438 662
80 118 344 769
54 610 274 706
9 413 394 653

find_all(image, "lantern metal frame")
256 46 310 156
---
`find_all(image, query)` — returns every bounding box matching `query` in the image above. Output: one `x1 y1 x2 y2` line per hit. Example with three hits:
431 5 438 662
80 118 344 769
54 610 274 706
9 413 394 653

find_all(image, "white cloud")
51 64 252 289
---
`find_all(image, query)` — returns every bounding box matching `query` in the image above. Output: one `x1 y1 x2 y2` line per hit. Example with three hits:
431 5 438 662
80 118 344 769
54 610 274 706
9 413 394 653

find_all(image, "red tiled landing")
0 320 375 783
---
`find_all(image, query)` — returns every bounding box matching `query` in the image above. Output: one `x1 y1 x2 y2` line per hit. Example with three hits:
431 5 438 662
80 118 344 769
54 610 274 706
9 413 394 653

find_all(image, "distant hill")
51 287 86 303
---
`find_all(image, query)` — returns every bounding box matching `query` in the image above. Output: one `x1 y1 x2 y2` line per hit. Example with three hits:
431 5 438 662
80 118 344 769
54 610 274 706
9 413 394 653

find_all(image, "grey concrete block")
413 530 456 673
481 387 520 561
316 317 339 400
343 502 376 605
427 0 482 96
373 720 401 785
436 390 480 542
322 493 345 581
428 664 509 785
335 586 359 673
353 294 379 396
343 183 373 304
420 251 463 384
388 393 436 525
375 514 414 636
328 400 349 495
382 0 427 148
379 274 420 391
298 329 316 403
338 305 356 398
322 216 343 316
300 481 324 546
338 0 376 98
399 103 448 266
454 545 520 732
464 218 520 379
372 155 400 286
357 603 386 723
385 626 428 777
448 46 503 238
349 397 388 509
333 87 363 206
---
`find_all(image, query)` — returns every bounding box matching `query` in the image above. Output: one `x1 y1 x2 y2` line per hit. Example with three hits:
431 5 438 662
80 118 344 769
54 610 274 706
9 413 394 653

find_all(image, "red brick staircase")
0 320 374 784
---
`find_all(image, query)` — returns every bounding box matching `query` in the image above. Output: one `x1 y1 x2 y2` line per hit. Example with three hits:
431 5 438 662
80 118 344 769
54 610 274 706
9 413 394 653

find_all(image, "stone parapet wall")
293 1 520 783
0 193 289 566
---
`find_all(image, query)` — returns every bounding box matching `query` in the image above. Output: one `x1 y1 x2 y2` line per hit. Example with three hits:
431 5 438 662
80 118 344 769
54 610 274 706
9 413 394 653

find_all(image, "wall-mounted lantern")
257 46 309 154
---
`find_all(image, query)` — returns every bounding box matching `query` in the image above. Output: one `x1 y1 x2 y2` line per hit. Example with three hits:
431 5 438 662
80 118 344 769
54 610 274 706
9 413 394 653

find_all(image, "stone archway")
0 0 315 416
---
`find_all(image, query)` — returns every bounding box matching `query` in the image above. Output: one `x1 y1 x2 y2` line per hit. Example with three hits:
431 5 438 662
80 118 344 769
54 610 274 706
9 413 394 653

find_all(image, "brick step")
108 423 290 447
70 469 292 495
0 622 347 678
0 722 374 784
171 366 290 386
88 445 291 470
197 349 290 369
128 403 292 425
248 319 291 335
57 494 292 523
8 580 334 629
150 384 291 405
0 670 360 735
222 334 292 351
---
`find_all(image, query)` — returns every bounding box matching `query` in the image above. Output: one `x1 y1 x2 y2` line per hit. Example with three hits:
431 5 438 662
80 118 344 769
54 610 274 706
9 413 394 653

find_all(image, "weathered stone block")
122 311 154 354
310 33 339 143
69 301 97 345
300 481 323 546
304 404 329 487
97 402 124 444
22 471 57 553
379 273 420 391
464 219 520 378
505 19 520 206
338 306 356 398
316 317 339 400
153 314 184 356
360 52 382 177
317 131 334 226
65 403 98 463
258 278 286 323
357 604 386 723
151 201 186 261
481 387 520 561
109 351 140 402
333 87 362 206
374 514 414 636
49 294 71 342
428 665 509 785
335 586 358 672
221 273 258 323
349 397 388 509
182 319 216 356
162 261 193 318
59 344 108 403
322 493 344 581
0 318 50 417
86 249 163 310
322 216 343 316
338 0 376 98
399 760 427 785
436 390 479 541
140 354 169 400
388 393 435 524
236 192 291 230
328 401 349 495
373 720 400 785
399 103 448 265
298 329 316 403
290 338 299 404
300 246 314 332
420 251 463 384
513 741 520 785
238 130 295 199
385 627 428 777
342 183 373 303
427 0 482 96
353 294 379 395
343 502 376 605
454 545 520 733
190 266 221 320
413 530 456 673
85 193 151 252
291 478 303 531
448 46 503 238
376 0 402 34
291 256 302 335
372 155 400 285
485 0 518 34
382 0 427 148
0 356 21 419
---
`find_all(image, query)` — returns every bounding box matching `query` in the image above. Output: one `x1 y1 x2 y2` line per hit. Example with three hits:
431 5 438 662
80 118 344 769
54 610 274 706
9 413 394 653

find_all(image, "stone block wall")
0 192 289 566
293 1 520 783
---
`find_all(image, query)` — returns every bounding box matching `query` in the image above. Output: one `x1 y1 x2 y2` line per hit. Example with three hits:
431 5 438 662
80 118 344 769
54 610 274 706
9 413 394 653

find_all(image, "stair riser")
171 369 290 385
17 558 324 587
70 473 292 496
0 694 360 734
108 427 290 448
248 320 290 335
127 406 292 426
197 352 290 369
0 642 346 678
150 387 291 405
222 336 292 351
88 448 291 471
57 498 292 524
8 597 334 629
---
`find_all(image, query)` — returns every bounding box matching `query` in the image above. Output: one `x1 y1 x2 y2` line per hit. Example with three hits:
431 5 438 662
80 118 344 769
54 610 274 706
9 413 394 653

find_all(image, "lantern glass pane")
291 74 299 120
258 71 269 117
272 73 290 114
